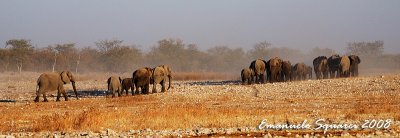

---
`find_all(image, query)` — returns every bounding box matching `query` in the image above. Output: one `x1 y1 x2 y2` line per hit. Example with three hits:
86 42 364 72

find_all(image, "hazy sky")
1 0 399 53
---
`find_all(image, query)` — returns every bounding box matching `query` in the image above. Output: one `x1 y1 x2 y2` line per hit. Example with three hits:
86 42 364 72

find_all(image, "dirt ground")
0 72 399 137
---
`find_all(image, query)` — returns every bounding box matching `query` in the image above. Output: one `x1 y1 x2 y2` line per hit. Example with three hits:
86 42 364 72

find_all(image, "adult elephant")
152 65 172 93
241 68 254 85
313 56 329 79
132 67 153 94
107 76 122 98
121 78 134 95
281 61 292 82
266 57 283 83
349 55 361 77
249 59 267 84
34 71 78 102
327 54 341 78
292 63 307 81
339 56 351 77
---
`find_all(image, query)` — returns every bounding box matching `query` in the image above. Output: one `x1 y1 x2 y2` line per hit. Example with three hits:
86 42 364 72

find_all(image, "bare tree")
95 39 123 53
5 39 34 73
75 54 80 73
347 40 384 56
248 41 271 60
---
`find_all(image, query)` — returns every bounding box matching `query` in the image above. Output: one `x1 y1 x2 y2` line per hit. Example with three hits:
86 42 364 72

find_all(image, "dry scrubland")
0 71 400 137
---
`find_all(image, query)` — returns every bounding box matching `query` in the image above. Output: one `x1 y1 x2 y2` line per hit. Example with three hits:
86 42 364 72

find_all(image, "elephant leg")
43 93 48 102
141 87 145 94
145 84 150 94
116 89 119 97
355 69 359 77
152 82 157 93
135 85 140 94
34 89 43 102
56 90 61 102
131 86 135 95
61 89 68 101
161 80 166 92
34 96 40 102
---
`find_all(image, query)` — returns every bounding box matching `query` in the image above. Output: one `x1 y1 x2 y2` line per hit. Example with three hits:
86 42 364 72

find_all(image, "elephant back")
153 66 165 77
37 72 63 91
349 55 361 65
294 63 306 73
250 59 266 75
328 54 341 68
340 56 351 69
108 76 121 87
269 58 281 68
313 56 328 71
241 68 252 77
282 61 291 72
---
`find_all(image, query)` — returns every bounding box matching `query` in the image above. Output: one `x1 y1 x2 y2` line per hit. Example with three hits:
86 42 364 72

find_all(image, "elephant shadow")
185 80 241 86
67 90 107 98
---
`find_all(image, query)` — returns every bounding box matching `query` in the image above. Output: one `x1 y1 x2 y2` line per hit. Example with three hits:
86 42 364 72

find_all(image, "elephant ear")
356 56 361 64
164 65 172 76
60 71 71 84
67 71 76 82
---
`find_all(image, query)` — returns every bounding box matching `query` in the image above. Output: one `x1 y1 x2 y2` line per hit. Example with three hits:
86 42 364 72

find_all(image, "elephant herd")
107 65 172 97
34 65 172 102
241 55 361 85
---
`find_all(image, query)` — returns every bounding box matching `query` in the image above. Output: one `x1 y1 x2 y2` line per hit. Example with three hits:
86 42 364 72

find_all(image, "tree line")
0 39 398 73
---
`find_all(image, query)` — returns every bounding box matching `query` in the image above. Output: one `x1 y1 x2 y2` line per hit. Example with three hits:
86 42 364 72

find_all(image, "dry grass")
0 72 399 134
173 72 238 81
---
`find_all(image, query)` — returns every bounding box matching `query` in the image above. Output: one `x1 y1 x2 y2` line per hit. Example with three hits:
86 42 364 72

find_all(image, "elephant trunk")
167 75 172 90
72 81 79 99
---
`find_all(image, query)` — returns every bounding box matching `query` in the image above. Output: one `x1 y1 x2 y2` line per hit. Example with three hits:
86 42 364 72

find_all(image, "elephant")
121 78 134 95
339 56 351 77
292 63 307 81
281 61 292 82
328 54 341 78
34 71 78 102
132 67 153 94
249 59 267 84
266 57 283 83
241 68 254 85
349 55 361 77
107 76 122 98
313 56 329 79
152 65 172 93
305 66 313 79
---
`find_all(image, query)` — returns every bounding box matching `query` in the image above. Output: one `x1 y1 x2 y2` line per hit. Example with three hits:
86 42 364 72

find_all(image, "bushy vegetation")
0 39 398 73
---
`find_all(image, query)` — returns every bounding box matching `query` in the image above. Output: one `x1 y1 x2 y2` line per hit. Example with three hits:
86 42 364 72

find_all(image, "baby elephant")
107 76 122 98
121 78 135 96
241 68 254 85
